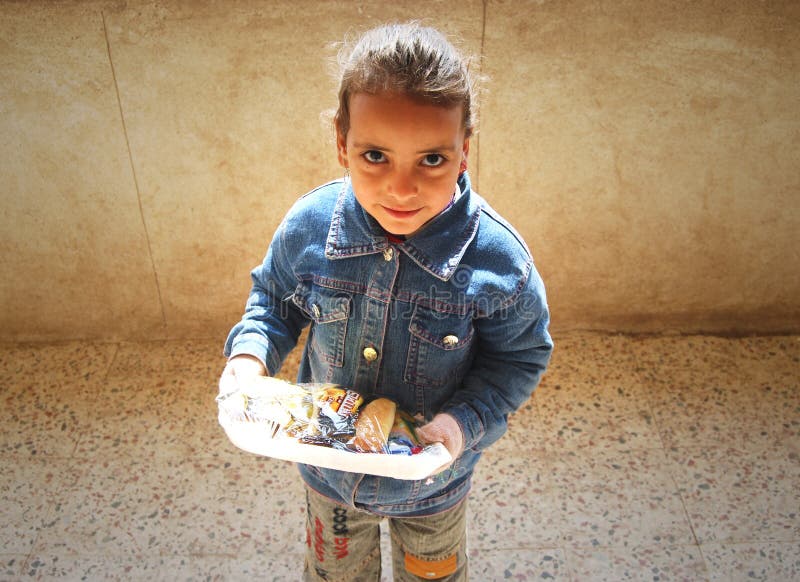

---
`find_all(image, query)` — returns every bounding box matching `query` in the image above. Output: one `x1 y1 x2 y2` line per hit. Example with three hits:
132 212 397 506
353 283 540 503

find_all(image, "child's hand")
417 413 464 473
218 354 267 395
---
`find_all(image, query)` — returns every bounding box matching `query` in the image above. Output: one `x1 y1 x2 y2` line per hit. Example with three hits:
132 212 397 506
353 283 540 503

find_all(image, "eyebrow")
352 141 458 154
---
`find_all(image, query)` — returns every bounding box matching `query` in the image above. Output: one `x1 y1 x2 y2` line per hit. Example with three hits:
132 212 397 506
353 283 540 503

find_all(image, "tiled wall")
2 0 799 341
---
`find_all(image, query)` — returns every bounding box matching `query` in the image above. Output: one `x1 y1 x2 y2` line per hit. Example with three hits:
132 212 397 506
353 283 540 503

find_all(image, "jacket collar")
325 172 481 281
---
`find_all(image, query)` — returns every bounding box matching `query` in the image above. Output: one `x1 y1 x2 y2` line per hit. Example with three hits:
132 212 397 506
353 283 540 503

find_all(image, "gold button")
382 247 394 261
363 347 378 361
443 335 459 347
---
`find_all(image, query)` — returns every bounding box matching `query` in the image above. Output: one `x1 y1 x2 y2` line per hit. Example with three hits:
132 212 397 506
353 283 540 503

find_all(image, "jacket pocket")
404 303 475 388
292 281 351 368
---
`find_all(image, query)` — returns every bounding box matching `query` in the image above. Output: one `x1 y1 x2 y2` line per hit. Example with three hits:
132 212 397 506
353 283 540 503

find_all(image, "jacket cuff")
442 402 485 451
226 333 281 376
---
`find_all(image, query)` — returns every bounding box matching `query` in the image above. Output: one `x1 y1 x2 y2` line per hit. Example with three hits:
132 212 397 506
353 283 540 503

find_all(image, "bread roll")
353 398 396 453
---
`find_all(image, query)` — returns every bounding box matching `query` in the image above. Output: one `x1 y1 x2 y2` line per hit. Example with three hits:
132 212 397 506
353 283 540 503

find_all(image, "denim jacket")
224 172 553 517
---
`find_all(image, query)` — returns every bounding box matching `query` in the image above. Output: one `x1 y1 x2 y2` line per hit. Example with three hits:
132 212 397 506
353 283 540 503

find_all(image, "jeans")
304 486 468 581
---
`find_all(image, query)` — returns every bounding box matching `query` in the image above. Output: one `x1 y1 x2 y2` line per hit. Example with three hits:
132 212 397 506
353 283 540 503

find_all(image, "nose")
387 167 418 198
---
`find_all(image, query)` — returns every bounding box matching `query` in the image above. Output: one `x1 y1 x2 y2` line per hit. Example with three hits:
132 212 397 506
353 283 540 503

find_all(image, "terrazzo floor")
1 332 798 581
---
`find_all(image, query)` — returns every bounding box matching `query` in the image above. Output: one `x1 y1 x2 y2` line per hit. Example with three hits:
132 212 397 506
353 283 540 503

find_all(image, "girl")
221 22 552 581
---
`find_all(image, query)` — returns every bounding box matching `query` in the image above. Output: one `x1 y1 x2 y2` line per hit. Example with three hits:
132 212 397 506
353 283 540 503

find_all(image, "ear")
336 125 348 169
459 138 471 174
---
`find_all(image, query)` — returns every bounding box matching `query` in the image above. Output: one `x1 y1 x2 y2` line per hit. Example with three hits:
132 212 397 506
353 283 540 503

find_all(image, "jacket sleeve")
441 262 553 451
223 221 309 376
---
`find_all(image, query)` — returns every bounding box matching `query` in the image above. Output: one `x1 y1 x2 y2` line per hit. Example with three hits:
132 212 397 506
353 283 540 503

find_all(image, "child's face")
336 92 470 237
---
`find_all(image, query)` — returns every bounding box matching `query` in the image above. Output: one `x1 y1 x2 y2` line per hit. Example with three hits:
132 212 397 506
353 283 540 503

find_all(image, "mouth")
383 206 421 220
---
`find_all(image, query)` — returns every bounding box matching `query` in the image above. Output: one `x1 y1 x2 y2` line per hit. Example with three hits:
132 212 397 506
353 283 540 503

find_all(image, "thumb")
218 361 241 396
218 355 266 395
417 413 464 461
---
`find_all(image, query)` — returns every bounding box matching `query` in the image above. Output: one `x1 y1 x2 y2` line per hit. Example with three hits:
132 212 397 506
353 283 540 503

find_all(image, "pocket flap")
408 304 473 350
292 282 350 323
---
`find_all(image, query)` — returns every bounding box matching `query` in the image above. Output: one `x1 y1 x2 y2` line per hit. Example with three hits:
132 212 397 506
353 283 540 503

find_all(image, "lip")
382 206 422 220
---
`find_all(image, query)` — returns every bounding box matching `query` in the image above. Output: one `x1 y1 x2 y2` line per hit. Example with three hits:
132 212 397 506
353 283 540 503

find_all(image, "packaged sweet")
216 376 451 480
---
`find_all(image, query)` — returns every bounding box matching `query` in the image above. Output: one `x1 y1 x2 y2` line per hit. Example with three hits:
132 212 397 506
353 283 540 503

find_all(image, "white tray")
219 411 451 481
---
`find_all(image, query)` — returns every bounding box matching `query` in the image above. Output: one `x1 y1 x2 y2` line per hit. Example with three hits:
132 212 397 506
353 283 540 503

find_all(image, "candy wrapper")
216 376 452 480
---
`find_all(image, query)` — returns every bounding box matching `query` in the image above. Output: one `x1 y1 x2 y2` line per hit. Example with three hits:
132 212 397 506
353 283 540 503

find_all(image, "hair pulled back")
334 22 478 139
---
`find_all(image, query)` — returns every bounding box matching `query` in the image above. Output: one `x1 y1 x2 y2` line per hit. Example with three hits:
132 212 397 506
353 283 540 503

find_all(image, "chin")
376 218 415 236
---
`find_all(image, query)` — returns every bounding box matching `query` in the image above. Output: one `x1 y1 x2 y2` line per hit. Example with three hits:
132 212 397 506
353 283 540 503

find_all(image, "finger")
416 425 442 447
218 363 240 395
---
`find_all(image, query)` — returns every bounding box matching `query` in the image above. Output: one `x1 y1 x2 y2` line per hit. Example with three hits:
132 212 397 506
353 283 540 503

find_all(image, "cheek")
429 171 460 196
431 192 455 213
350 175 379 205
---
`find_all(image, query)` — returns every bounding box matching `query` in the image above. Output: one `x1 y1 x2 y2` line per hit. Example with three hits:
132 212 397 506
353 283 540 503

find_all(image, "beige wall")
1 0 798 342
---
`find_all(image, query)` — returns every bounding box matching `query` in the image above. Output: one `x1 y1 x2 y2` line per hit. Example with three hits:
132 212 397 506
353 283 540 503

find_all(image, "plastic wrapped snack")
216 376 451 480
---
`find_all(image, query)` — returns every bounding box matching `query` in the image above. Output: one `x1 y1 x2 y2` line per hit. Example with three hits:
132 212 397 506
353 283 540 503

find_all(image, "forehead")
347 92 465 145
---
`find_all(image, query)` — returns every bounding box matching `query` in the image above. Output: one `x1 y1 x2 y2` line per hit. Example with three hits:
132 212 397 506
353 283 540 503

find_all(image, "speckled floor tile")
567 544 707 581
0 457 83 554
0 381 86 457
0 342 117 385
490 398 549 457
469 547 567 580
74 365 229 460
546 444 693 550
645 374 755 449
468 449 562 549
217 550 308 581
629 335 745 379
76 338 308 461
108 339 226 378
21 551 308 580
34 454 306 558
546 332 639 385
1 555 24 578
667 445 800 544
732 339 800 453
536 379 660 452
702 541 800 581
553 484 695 549
549 447 683 496
632 333 800 451
2 334 798 580
0 342 117 457
733 335 800 375
740 386 800 455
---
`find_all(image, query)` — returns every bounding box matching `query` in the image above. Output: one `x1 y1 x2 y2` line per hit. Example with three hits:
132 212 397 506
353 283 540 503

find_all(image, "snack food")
352 398 397 453
218 375 312 435
388 410 424 455
304 386 364 442
216 377 452 479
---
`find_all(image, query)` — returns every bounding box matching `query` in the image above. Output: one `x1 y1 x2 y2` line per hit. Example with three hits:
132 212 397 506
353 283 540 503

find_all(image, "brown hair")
334 22 479 139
